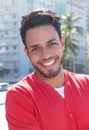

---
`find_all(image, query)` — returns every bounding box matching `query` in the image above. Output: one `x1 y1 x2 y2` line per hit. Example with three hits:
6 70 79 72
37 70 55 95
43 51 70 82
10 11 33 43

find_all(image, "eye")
48 42 57 46
31 47 40 53
28 45 42 56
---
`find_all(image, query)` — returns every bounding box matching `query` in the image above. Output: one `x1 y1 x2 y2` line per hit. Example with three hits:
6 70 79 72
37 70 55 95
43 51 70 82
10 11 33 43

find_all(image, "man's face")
24 25 64 78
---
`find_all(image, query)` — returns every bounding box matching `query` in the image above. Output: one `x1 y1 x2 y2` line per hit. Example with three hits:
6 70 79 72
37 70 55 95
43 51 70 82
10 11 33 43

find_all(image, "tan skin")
24 25 65 88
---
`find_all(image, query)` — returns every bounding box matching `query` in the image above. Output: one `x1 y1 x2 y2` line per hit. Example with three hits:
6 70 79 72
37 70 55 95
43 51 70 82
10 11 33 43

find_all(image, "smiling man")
24 24 64 87
6 9 89 130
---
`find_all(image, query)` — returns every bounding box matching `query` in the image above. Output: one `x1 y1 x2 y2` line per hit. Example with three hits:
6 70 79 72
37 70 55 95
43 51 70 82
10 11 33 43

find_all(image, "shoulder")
64 70 89 85
6 73 35 102
5 74 36 123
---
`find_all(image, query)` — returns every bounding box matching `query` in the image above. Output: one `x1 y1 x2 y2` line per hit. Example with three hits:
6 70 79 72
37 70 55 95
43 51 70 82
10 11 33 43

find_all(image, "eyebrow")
29 44 39 49
47 39 56 43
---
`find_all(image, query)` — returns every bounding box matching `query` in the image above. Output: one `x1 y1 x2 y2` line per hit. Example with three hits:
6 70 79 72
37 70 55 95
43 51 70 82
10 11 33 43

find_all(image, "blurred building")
0 0 66 82
66 0 88 74
86 0 89 73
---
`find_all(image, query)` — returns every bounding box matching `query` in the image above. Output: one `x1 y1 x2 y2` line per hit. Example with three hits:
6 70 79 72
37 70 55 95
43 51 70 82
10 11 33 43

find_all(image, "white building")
0 0 66 82
66 0 88 74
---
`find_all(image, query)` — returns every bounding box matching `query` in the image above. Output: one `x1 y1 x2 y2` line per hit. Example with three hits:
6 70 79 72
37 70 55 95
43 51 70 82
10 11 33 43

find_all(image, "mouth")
40 58 57 67
42 59 55 66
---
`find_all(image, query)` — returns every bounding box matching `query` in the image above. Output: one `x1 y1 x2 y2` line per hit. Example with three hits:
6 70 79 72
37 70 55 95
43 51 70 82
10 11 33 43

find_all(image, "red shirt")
6 70 89 130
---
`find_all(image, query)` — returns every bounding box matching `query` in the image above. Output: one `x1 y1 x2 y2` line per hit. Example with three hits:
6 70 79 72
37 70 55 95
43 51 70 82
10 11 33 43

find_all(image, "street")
0 91 8 130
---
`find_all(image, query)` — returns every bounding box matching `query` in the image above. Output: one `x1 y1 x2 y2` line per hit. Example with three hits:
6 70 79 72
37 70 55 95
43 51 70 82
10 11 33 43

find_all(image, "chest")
33 83 89 130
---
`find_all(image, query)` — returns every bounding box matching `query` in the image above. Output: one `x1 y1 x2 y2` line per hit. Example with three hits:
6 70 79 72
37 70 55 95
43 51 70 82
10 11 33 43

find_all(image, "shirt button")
66 104 69 107
69 114 72 117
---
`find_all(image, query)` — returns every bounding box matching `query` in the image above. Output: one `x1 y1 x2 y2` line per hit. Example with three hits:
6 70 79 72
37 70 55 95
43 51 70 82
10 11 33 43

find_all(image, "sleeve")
5 86 41 130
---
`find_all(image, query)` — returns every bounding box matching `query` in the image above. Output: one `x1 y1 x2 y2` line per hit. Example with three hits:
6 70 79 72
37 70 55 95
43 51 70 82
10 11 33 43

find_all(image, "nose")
41 48 52 59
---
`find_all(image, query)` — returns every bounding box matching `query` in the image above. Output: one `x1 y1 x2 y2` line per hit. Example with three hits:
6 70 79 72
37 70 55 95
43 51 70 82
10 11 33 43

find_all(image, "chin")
41 66 62 78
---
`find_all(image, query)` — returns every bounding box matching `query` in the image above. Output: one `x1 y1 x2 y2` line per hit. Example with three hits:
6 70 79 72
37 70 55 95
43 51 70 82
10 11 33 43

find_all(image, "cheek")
56 47 63 56
29 56 39 65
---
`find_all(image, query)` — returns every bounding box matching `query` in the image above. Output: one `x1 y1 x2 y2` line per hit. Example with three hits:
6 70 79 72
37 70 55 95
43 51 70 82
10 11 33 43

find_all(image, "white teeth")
43 60 55 66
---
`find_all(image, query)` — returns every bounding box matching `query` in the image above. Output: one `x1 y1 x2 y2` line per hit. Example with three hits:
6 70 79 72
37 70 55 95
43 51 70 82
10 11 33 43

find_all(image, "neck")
34 67 65 88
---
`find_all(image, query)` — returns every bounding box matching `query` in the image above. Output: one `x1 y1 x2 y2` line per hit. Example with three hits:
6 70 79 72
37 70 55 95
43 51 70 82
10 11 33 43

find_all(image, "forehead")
25 25 60 45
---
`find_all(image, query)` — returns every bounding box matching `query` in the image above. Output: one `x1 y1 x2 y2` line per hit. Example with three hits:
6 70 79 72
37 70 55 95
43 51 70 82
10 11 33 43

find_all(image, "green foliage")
61 11 84 59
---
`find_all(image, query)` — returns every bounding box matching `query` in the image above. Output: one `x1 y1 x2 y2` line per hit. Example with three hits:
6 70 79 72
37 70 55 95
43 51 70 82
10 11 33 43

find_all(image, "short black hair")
20 9 61 48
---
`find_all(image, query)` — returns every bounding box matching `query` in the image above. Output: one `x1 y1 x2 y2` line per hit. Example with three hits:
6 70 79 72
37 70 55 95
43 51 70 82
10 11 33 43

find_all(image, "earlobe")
24 47 28 56
24 47 31 60
24 47 27 53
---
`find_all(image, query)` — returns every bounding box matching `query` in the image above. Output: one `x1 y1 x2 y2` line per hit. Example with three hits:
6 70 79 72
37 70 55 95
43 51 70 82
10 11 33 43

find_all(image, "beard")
35 65 62 78
33 56 64 78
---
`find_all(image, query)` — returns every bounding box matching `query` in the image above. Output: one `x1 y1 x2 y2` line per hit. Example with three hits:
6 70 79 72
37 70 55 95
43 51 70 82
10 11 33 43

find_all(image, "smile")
42 59 56 66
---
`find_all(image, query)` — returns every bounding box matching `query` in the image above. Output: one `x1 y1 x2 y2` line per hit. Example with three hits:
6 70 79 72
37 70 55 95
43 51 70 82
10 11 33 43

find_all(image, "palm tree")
61 11 84 71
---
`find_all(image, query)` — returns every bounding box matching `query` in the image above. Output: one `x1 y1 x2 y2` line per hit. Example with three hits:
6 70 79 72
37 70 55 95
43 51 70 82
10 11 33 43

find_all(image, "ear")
24 47 31 61
61 35 65 50
24 47 29 56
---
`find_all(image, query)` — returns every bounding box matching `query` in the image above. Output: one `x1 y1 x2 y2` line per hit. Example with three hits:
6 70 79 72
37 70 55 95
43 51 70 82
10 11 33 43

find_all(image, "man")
5 9 89 130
